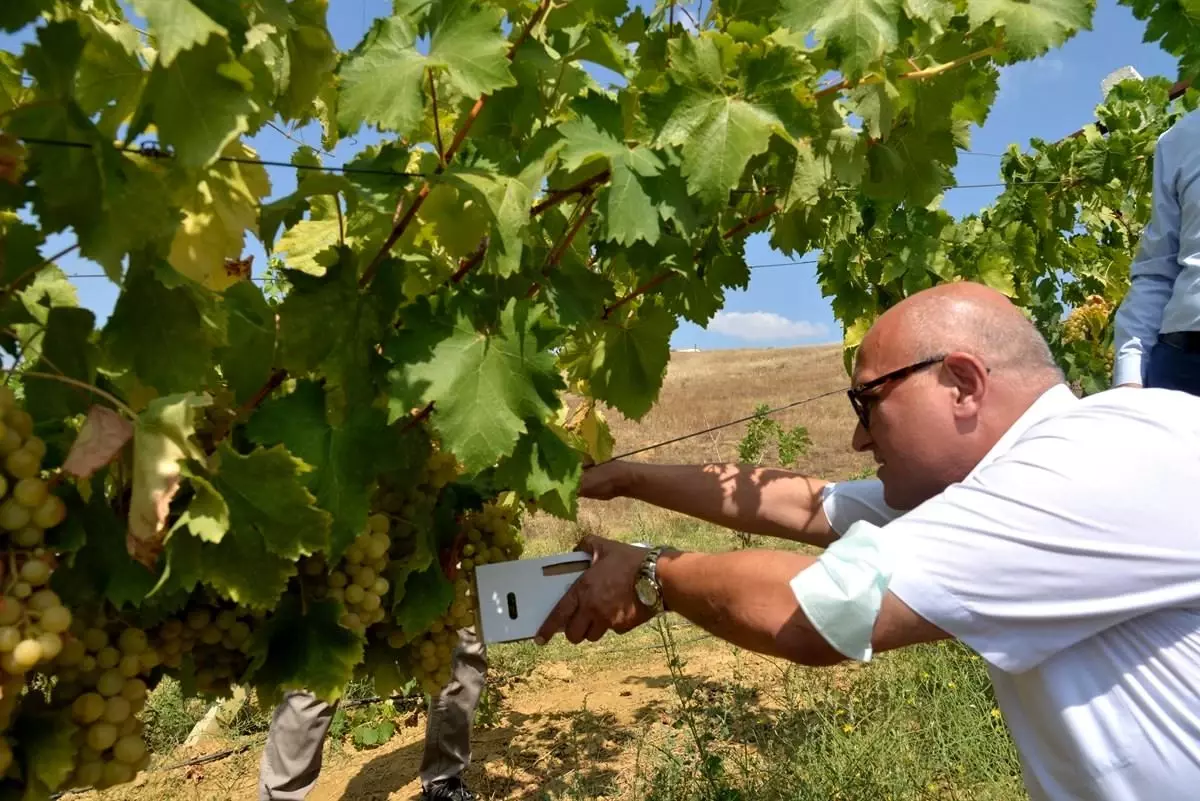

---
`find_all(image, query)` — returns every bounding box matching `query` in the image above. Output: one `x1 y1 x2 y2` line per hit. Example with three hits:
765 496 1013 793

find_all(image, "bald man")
536 281 1200 801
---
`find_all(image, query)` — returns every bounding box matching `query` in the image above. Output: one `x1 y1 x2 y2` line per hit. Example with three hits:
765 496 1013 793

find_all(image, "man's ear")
942 351 988 418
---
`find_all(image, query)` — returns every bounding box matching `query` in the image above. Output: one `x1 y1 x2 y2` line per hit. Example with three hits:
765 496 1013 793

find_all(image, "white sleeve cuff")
1112 352 1146 387
789 520 894 662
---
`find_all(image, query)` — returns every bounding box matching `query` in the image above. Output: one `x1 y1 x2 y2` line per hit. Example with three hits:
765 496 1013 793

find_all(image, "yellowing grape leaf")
127 392 211 567
168 140 271 291
275 216 341 276
62 405 134 480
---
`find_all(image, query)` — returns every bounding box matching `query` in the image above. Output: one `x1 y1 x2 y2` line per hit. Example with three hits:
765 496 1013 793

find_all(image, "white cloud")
708 311 828 341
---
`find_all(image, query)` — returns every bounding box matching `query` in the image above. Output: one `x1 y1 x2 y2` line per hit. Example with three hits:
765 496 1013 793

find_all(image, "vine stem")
526 194 597 298
531 170 611 216
814 45 1001 99
449 237 490 284
602 201 781 319
0 242 81 306
401 402 435 432
429 68 446 166
358 0 554 290
19 371 136 418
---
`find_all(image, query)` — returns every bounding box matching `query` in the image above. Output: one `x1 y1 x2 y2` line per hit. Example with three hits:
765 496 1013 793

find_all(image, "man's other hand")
534 535 654 645
578 460 632 500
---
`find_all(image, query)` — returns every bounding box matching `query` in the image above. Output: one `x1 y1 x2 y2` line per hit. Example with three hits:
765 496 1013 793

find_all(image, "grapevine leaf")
158 522 297 609
276 0 338 121
10 708 77 794
335 16 424 137
543 257 616 327
209 441 332 560
776 0 903 80
24 307 98 422
587 304 677 420
129 0 230 65
101 264 223 395
385 298 565 472
127 392 210 564
336 0 515 138
75 18 146 137
172 471 229 544
247 596 364 705
424 0 517 97
493 418 582 519
52 481 159 609
0 0 51 33
130 37 262 168
443 168 534 277
276 256 395 405
561 399 614 464
0 218 40 288
217 281 277 406
5 267 78 363
246 380 394 559
62 406 133 480
168 140 272 291
967 0 1093 58
392 559 454 634
655 91 782 206
275 216 342 276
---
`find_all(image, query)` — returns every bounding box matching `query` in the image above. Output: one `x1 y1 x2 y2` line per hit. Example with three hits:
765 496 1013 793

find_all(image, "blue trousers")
1146 339 1200 396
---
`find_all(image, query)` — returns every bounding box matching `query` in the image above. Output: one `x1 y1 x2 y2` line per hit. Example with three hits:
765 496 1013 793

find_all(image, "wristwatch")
633 545 668 614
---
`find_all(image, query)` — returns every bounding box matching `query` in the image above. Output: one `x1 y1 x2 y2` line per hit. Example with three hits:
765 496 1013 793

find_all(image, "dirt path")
86 640 790 801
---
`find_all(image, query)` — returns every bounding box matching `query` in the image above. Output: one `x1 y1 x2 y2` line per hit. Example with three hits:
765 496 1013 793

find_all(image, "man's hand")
578 460 633 500
534 535 655 645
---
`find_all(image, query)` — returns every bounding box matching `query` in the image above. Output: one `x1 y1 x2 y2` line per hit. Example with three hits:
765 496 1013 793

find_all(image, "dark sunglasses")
847 355 946 430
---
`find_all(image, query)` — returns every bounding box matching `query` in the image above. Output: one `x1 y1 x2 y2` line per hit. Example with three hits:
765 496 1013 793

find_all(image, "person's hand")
578 460 633 500
534 535 655 645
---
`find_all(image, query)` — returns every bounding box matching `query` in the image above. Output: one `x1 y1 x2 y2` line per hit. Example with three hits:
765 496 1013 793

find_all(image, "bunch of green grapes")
456 495 524 577
1062 295 1113 343
151 603 260 698
312 514 392 634
388 571 475 696
48 609 158 792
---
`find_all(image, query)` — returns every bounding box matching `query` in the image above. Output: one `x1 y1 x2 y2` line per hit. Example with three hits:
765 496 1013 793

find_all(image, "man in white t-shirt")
535 281 1200 800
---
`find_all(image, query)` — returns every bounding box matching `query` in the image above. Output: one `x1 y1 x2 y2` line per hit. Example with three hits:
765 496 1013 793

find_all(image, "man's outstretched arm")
580 460 843 548
533 537 948 664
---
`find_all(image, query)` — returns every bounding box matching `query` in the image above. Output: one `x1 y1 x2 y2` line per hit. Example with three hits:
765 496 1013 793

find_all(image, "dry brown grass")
525 343 875 546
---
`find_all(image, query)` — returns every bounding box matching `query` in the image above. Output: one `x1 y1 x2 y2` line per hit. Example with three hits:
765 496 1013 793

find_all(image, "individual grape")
102 695 132 724
367 513 389 534
22 436 46 462
5 409 32 440
187 608 212 630
215 609 237 631
200 625 223 645
343 544 364 564
58 637 86 666
19 558 50 587
5 449 39 480
118 627 148 654
10 581 30 600
372 577 390 596
328 571 348 589
96 646 120 669
31 494 66 529
12 477 47 509
28 588 58 612
86 720 118 752
96 668 124 697
0 627 18 652
83 627 109 652
344 584 365 605
355 566 376 587
361 592 381 613
36 631 61 661
113 734 147 765
73 760 104 788
39 603 70 634
10 639 42 671
121 678 147 704
0 598 19 627
119 654 142 678
12 525 42 548
0 499 30 531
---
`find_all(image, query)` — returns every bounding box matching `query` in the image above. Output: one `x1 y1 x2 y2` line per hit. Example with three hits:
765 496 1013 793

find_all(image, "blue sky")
0 0 1183 350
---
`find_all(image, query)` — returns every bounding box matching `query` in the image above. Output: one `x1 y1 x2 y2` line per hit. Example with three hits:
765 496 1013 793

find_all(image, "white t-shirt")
817 383 1200 800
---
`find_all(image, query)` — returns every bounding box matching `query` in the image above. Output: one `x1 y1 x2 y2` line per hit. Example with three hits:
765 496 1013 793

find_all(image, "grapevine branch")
18 371 136 418
449 237 490 284
430 68 446 166
358 0 554 289
814 45 1001 99
526 194 597 298
531 169 611 216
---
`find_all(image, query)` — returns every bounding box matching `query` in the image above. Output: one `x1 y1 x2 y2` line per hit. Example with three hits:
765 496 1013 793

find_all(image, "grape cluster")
397 571 476 695
0 385 71 773
310 514 393 634
456 496 524 577
49 610 157 791
150 602 261 698
1062 295 1113 343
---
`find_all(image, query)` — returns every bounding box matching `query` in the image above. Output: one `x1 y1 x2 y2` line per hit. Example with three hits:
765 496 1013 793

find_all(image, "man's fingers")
564 609 592 644
573 534 604 557
534 584 579 645
585 620 607 642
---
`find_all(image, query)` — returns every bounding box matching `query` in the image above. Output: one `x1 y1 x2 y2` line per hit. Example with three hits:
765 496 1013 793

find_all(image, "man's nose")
851 420 873 453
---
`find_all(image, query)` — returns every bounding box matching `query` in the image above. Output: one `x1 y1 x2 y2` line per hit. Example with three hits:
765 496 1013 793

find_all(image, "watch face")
635 576 658 607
